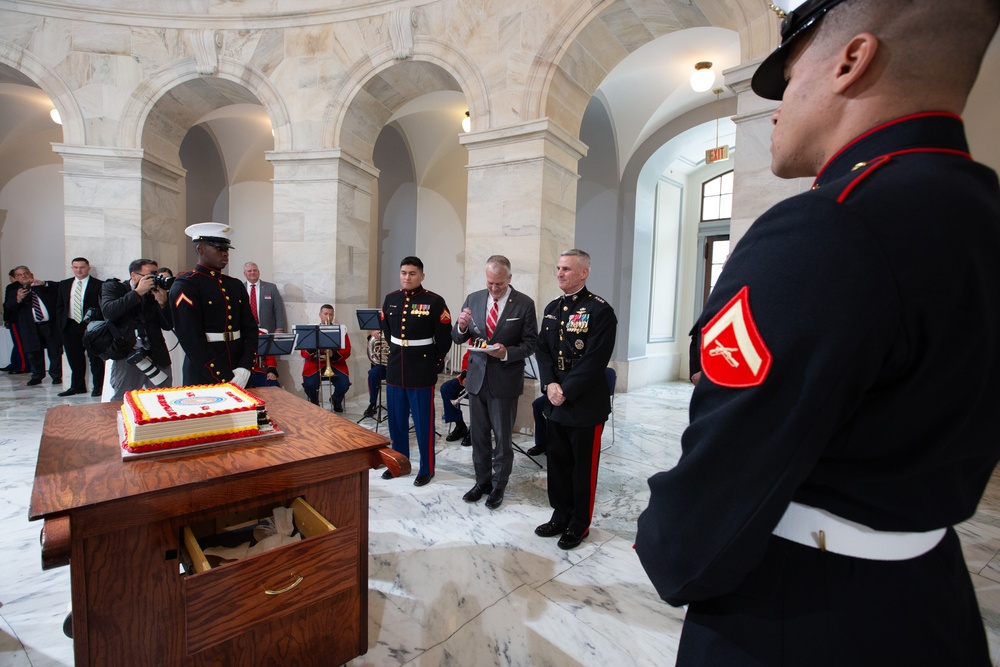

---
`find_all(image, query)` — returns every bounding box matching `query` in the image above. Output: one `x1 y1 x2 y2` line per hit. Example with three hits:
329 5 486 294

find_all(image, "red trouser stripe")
11 324 27 371
426 391 435 472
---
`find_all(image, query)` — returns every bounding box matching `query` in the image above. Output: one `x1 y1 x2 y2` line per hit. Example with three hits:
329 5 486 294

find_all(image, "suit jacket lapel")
489 288 519 342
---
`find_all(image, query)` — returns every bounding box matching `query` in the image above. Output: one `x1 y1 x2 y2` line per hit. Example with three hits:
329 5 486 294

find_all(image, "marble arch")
117 56 291 156
0 39 86 145
524 0 775 135
328 36 490 162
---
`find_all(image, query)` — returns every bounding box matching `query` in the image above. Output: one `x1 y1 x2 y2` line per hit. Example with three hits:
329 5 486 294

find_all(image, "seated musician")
440 349 470 444
300 304 351 411
248 327 279 388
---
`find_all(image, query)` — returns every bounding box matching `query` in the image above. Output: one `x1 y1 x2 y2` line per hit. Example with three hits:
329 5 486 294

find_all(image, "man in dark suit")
56 257 104 396
534 249 616 549
243 262 287 333
3 265 63 386
101 259 173 400
4 268 30 374
452 255 538 510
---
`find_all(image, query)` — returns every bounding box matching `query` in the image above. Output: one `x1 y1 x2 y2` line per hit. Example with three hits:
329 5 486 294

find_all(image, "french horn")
367 330 390 366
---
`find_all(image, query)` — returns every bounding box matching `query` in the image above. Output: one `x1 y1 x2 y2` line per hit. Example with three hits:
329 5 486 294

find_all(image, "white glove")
231 367 251 388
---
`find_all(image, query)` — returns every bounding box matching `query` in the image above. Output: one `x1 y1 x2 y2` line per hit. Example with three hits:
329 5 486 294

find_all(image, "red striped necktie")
486 299 498 339
250 283 259 323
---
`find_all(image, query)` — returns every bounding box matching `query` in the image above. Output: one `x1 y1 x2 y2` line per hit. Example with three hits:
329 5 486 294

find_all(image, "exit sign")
706 145 730 164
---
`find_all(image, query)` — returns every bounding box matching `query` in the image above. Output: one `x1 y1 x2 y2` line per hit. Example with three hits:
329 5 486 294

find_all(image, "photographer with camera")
100 258 173 400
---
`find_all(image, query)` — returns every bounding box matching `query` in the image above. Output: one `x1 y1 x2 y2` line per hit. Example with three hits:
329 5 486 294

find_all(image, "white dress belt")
390 335 434 347
205 331 241 342
772 501 946 561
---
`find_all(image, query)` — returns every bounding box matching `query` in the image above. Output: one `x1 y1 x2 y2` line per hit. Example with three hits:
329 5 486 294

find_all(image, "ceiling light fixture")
50 109 62 125
461 111 471 133
690 62 715 93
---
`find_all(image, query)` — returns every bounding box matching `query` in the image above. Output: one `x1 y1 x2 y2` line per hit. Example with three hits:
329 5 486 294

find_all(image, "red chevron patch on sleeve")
700 286 772 388
174 292 194 308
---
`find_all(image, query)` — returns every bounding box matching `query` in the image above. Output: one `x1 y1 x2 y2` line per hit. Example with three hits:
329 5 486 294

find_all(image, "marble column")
724 62 812 249
139 153 187 274
266 148 378 385
459 119 588 308
52 144 148 279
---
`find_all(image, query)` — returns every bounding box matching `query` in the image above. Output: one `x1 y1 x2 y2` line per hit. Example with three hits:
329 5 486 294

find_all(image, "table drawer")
183 499 357 654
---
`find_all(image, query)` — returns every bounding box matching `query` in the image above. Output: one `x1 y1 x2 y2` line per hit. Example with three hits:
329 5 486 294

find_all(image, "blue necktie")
31 291 44 322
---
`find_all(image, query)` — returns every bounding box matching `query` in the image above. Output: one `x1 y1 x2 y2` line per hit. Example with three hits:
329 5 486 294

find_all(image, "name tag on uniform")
410 304 430 316
566 313 589 333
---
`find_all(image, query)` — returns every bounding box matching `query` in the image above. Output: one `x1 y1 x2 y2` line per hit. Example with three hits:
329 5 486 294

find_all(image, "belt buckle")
223 331 235 342
401 339 409 347
557 357 565 371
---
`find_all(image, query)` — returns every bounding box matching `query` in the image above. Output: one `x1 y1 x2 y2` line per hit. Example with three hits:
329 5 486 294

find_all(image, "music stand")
355 309 387 430
294 325 343 410
257 333 295 357
356 308 381 331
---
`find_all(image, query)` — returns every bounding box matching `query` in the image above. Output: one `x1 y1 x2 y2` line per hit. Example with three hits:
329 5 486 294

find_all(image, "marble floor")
3 373 1000 666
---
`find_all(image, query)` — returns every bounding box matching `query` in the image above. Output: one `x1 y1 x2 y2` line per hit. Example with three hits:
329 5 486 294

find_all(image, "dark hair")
157 267 173 277
400 256 423 271
128 259 157 275
8 269 15 278
320 303 334 311
71 257 89 265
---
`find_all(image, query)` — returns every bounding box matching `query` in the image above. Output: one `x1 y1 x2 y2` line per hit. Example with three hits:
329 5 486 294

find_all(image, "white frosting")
122 384 263 448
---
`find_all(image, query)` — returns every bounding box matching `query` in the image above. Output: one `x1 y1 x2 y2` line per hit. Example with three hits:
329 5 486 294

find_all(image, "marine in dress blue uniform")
534 250 616 550
380 256 452 485
635 2 1000 665
168 223 258 387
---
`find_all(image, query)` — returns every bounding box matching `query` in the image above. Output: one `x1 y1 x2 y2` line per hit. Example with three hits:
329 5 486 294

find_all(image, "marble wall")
10 0 992 393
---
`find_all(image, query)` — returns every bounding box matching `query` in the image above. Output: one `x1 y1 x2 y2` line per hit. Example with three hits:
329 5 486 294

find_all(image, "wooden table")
29 387 407 666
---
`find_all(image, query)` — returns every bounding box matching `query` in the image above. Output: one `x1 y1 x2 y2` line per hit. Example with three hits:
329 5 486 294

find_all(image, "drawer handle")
264 573 303 595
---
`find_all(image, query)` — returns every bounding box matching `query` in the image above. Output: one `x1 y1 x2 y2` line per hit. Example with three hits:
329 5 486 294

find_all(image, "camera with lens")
127 348 170 388
152 273 173 291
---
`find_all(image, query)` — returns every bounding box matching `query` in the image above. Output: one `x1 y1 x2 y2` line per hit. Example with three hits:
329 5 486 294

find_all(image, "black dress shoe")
557 528 589 550
57 387 85 397
461 435 471 447
526 444 546 456
485 489 504 510
363 404 377 418
534 521 568 538
91 389 102 397
446 422 469 442
413 473 434 486
52 379 62 385
462 483 490 503
333 400 344 413
381 469 395 480
26 378 42 386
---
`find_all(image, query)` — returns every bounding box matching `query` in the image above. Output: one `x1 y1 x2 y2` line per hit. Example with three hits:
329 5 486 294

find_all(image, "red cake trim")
124 383 265 425
121 425 259 453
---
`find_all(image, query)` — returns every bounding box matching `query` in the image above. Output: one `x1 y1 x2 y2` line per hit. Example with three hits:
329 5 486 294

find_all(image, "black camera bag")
83 318 134 361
